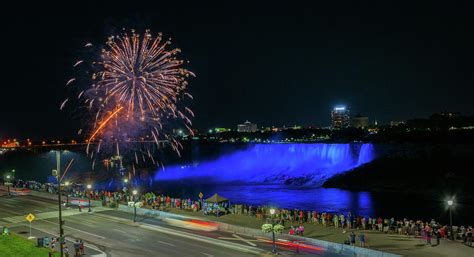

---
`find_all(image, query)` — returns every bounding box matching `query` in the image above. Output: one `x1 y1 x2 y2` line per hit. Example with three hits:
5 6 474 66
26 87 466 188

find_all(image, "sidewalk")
1 207 109 224
157 207 474 257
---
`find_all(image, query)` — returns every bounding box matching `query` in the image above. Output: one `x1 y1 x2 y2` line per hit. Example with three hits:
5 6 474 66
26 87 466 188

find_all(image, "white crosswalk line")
157 240 175 246
232 234 257 247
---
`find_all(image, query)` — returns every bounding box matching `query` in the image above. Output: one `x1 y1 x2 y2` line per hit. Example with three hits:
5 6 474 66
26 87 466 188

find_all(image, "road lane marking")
157 240 175 246
217 236 259 246
232 234 258 247
39 219 106 239
113 228 128 234
202 253 214 257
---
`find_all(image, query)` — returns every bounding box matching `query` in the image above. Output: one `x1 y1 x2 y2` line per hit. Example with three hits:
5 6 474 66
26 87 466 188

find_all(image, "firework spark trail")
60 99 69 110
66 78 76 86
88 106 124 142
73 60 83 67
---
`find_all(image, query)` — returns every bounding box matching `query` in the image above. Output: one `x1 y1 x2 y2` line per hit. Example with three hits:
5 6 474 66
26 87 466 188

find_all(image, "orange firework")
62 29 194 166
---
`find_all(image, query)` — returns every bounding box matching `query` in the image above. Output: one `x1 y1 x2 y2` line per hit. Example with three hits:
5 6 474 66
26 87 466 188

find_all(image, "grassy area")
0 233 59 257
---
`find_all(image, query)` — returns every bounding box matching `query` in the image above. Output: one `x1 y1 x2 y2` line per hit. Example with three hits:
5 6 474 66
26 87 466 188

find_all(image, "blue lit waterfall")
155 143 375 186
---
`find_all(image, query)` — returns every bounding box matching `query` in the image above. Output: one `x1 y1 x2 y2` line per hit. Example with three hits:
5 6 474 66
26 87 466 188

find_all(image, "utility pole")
56 151 64 257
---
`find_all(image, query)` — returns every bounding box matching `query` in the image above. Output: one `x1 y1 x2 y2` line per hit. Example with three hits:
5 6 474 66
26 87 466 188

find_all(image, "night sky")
1 1 474 139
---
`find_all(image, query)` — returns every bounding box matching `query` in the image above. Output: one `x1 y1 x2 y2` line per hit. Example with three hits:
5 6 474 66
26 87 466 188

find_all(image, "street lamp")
53 150 65 257
64 181 70 205
5 175 11 196
447 200 454 228
269 208 277 254
87 184 92 213
123 178 130 194
132 189 138 222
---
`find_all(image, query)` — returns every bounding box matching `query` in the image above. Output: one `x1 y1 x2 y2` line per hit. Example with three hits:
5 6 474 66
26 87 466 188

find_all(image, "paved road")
0 194 338 256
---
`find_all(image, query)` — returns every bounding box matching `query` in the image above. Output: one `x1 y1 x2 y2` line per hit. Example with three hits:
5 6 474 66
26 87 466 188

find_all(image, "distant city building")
390 121 406 127
351 115 369 129
237 121 258 132
434 111 460 118
214 127 231 133
331 106 350 129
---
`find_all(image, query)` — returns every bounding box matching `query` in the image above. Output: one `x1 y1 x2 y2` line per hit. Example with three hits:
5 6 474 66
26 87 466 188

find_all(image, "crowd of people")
234 204 473 247
11 179 473 248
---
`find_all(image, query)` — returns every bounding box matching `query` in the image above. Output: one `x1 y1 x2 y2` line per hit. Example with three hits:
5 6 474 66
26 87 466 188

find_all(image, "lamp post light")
87 184 92 213
123 178 130 196
54 150 65 257
132 189 138 222
6 175 11 196
64 181 70 205
269 208 277 254
447 200 454 228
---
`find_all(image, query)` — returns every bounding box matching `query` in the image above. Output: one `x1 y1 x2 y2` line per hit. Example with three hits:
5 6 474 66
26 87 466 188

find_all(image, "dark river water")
151 180 473 226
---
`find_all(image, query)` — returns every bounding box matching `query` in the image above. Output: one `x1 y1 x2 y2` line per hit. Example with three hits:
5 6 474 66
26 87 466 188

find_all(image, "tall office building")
351 115 369 129
237 121 258 132
331 106 350 129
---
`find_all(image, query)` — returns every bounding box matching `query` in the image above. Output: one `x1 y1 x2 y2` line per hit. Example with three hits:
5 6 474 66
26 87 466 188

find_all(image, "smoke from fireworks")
63 29 195 169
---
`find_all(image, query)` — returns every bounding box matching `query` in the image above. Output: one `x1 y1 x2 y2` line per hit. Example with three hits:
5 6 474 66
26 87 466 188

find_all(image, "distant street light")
5 174 11 196
123 178 129 183
132 189 138 222
269 208 277 254
447 199 454 228
87 184 92 213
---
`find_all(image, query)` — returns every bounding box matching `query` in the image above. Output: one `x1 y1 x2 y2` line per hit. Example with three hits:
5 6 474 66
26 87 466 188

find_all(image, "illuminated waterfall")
155 143 375 186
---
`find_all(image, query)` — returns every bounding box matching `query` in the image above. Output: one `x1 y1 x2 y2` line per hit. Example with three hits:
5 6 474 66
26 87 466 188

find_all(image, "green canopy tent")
204 193 229 203
204 194 230 217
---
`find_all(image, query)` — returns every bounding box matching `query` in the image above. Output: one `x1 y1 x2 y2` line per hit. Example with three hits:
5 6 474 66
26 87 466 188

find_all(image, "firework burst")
63 29 195 169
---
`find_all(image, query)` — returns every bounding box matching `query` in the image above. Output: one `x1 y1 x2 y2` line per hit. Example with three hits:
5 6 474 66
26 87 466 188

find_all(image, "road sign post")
25 213 35 239
199 192 203 210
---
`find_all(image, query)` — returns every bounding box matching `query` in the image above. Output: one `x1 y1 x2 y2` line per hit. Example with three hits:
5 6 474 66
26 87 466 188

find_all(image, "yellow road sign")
199 192 203 199
25 213 35 222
